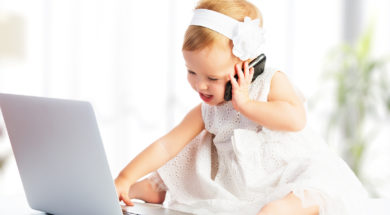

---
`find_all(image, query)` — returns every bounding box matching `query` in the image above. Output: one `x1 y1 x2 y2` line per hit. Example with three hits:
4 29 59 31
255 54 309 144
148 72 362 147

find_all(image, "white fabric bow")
232 17 265 61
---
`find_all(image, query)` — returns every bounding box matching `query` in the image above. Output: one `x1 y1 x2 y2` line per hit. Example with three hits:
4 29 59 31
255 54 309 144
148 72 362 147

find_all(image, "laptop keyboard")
123 211 141 215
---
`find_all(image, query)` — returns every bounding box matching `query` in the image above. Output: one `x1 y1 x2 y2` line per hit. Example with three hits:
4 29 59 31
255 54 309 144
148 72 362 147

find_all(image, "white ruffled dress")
151 67 368 215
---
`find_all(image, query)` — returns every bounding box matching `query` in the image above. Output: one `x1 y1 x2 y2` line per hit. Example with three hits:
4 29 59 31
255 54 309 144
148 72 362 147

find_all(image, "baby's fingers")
239 62 253 84
120 193 134 206
229 74 239 90
243 61 250 78
235 64 246 85
248 67 254 82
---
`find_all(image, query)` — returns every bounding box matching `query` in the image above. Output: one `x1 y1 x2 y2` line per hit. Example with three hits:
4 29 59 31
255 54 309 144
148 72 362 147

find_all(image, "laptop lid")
0 93 123 215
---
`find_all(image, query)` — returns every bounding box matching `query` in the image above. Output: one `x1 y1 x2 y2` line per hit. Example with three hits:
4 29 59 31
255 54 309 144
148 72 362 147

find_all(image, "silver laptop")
0 93 192 215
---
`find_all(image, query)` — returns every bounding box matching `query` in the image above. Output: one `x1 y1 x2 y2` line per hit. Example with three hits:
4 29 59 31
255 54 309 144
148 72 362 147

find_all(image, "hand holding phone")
224 54 266 101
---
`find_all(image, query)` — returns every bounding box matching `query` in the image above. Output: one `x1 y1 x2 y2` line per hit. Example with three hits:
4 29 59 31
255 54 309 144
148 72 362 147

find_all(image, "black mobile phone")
224 54 266 101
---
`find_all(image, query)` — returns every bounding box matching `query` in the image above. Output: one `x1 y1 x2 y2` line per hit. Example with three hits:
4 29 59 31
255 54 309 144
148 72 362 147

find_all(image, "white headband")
190 9 265 61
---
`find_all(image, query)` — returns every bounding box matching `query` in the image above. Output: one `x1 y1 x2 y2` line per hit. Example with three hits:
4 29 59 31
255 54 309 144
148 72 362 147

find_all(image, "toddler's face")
183 45 240 106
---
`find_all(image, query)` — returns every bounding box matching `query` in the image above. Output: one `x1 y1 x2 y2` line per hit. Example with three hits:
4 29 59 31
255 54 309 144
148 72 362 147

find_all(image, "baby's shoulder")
267 69 306 104
269 70 290 86
249 67 280 101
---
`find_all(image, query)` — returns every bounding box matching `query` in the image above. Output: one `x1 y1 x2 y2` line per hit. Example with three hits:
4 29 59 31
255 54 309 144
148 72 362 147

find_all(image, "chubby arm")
230 63 306 131
115 104 204 204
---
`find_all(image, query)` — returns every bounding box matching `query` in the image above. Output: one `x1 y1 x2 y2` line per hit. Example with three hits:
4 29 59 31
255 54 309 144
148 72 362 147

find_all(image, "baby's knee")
258 194 319 215
144 178 166 204
258 200 288 215
146 190 166 204
129 178 166 204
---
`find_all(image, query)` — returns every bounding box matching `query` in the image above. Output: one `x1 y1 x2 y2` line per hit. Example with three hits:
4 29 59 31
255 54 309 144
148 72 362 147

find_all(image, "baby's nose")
197 81 208 90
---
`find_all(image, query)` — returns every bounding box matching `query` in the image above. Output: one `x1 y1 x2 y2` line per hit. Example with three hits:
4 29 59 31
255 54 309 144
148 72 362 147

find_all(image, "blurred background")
0 0 389 199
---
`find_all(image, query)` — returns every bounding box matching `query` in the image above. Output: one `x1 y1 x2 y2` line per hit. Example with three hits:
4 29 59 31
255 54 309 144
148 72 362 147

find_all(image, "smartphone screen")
224 54 266 101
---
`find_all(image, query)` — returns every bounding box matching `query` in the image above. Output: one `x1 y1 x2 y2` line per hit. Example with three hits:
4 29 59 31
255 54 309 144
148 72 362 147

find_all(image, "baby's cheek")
216 84 226 98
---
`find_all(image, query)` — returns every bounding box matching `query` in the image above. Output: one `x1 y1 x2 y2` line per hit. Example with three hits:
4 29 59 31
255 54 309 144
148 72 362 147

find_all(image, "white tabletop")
1 194 390 215
0 195 45 215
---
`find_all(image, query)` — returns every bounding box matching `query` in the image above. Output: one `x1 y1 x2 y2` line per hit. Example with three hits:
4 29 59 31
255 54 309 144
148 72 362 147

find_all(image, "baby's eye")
208 77 218 81
188 70 196 75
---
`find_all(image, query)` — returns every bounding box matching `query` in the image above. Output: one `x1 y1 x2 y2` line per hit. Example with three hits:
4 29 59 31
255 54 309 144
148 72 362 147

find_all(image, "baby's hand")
114 175 134 206
229 61 254 112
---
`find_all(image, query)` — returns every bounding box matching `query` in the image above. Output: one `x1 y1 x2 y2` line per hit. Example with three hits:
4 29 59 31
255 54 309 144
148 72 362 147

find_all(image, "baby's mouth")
200 93 212 98
199 92 213 102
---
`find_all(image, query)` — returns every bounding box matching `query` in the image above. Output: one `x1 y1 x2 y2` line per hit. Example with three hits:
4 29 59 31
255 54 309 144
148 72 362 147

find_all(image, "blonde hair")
182 0 263 52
